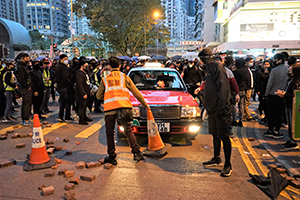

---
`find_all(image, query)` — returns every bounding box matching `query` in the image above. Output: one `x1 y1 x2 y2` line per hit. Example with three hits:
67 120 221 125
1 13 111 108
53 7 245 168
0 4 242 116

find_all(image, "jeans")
4 91 13 118
105 114 140 158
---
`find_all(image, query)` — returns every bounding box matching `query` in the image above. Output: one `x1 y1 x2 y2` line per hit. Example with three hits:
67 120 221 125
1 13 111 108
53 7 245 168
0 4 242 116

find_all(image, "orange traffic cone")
29 114 50 164
23 114 55 171
143 109 171 156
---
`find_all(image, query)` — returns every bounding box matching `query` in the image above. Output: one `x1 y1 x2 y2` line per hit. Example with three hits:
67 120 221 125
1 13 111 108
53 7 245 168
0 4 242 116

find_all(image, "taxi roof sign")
144 62 163 68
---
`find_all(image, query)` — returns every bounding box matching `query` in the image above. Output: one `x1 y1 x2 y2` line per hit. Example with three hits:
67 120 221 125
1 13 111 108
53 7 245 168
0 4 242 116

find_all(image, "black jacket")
204 61 231 116
183 66 202 86
17 61 32 94
3 70 17 89
233 66 251 92
55 62 72 91
30 68 45 92
75 70 90 102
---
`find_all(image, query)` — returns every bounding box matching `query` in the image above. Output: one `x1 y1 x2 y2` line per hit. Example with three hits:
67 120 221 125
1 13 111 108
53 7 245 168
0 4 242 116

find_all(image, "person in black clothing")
182 60 202 98
233 58 251 127
30 61 45 119
199 48 233 177
55 54 73 122
17 53 33 125
50 59 57 102
0 60 6 119
275 63 300 149
75 61 93 125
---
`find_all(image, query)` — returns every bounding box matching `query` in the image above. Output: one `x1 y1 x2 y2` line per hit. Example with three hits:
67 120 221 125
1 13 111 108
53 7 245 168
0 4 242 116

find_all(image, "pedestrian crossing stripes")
42 122 68 136
75 118 105 138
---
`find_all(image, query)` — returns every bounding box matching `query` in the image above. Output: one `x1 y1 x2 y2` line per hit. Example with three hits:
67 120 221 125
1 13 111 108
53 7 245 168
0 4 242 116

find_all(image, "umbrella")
182 52 198 60
53 56 59 60
131 56 139 62
36 56 47 61
138 55 151 60
86 56 97 61
151 55 167 61
170 55 182 61
118 56 132 61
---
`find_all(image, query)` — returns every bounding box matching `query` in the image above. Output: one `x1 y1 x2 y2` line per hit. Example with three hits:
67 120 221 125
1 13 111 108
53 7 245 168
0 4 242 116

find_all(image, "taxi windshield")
129 70 185 91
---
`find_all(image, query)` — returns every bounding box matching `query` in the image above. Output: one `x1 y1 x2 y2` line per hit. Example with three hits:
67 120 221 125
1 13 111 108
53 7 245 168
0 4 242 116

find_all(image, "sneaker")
21 120 29 126
273 131 284 139
282 141 299 150
237 120 243 127
221 164 233 177
2 118 12 123
133 151 144 162
58 118 66 123
104 156 117 165
203 157 223 166
264 130 274 138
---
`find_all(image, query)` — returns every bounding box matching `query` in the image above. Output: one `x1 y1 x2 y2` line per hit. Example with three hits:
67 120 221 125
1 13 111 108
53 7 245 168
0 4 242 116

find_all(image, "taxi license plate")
156 123 170 132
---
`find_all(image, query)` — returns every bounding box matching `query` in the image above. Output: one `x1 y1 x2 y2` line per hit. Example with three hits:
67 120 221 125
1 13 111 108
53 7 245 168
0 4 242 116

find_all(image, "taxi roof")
130 62 178 72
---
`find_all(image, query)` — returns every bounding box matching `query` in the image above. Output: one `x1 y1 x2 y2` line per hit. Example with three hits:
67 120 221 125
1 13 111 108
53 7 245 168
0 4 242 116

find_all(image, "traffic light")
53 44 58 52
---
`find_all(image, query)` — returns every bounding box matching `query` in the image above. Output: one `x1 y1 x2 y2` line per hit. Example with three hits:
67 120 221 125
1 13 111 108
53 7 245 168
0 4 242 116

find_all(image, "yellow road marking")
75 118 105 138
279 190 293 200
286 186 300 196
0 110 59 134
241 127 269 176
42 122 68 135
232 127 258 175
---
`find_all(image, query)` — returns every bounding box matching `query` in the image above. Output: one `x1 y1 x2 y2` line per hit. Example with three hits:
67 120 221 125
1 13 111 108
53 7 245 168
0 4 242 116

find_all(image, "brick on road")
0 134 7 140
27 133 33 137
11 133 20 139
64 183 75 191
55 146 63 151
268 164 277 169
80 175 96 182
291 180 300 188
63 138 69 142
64 190 76 200
104 163 113 169
44 171 55 177
51 165 58 170
76 161 85 169
42 186 55 196
0 159 14 168
98 158 105 164
66 151 72 155
95 162 102 167
69 177 79 184
65 170 74 178
276 168 287 174
38 185 46 190
46 141 54 145
16 143 26 148
86 162 96 168
19 133 27 138
47 148 55 155
58 169 67 175
6 130 14 134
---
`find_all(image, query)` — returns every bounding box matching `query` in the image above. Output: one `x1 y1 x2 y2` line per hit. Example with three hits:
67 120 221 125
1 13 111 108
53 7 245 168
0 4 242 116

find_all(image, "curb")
253 122 300 177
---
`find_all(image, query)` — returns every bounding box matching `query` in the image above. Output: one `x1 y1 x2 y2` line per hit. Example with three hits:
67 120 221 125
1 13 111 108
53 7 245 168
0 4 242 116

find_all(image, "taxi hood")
130 90 199 107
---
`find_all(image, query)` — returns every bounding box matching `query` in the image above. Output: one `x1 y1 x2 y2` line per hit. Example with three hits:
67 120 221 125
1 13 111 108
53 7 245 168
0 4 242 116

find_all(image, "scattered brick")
18 133 27 138
64 183 75 191
44 139 49 143
44 171 55 177
66 151 72 156
63 138 69 142
64 190 76 200
0 160 13 168
46 124 52 127
276 168 287 174
46 141 54 145
16 143 26 148
42 186 55 196
267 164 277 169
27 133 33 137
43 121 49 125
58 169 67 175
55 158 62 164
80 175 96 182
64 170 74 178
51 165 58 170
286 176 295 182
38 185 46 190
11 133 20 139
76 142 80 145
98 158 105 164
76 161 85 169
248 137 255 141
6 130 14 134
0 134 7 140
13 125 19 129
47 144 55 149
104 163 113 169
9 159 17 165
291 180 300 188
47 148 55 155
69 177 79 184
86 162 96 168
95 162 102 167
55 146 63 151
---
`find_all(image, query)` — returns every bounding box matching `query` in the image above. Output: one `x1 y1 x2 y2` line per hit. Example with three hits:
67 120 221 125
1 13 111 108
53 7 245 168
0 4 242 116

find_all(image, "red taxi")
117 63 202 139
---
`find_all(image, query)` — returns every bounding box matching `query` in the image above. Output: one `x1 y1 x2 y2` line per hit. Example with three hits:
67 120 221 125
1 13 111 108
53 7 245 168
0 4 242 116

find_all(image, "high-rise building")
186 0 195 17
73 15 94 36
0 0 25 25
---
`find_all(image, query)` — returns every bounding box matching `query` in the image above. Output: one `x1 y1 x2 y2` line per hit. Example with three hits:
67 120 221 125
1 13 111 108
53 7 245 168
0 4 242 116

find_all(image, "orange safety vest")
102 71 132 111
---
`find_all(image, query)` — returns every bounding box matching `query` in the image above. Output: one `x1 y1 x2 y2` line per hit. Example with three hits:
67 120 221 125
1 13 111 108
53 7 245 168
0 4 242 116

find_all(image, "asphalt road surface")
0 101 300 200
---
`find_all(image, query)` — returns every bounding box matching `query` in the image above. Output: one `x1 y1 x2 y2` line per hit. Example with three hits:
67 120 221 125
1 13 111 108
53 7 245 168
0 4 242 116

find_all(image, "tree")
11 43 31 51
73 0 170 56
29 29 50 50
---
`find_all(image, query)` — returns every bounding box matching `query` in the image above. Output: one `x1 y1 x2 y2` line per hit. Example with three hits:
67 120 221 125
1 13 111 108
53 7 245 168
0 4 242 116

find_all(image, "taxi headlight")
132 107 140 117
181 106 201 118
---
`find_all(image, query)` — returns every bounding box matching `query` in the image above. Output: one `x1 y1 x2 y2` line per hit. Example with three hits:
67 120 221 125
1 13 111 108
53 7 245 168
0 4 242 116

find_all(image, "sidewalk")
249 101 300 177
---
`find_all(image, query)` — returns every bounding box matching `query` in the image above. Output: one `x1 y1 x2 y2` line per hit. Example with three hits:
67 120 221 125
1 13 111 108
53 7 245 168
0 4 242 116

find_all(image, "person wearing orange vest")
96 56 149 165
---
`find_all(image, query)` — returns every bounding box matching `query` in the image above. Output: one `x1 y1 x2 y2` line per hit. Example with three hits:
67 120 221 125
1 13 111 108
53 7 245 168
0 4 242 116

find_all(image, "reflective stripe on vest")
103 71 132 111
93 68 99 86
2 72 15 91
42 69 52 87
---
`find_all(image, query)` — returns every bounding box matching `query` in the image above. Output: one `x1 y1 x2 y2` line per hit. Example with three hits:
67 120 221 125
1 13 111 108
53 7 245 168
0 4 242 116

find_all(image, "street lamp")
153 12 160 55
144 11 160 56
